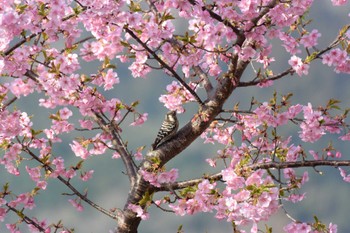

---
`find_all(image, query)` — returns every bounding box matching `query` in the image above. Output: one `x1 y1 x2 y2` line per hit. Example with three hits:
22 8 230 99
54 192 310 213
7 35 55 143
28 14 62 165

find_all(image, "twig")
7 205 46 232
1 97 17 111
22 146 120 220
187 0 241 36
155 160 350 191
4 34 37 56
239 24 350 87
124 27 204 106
92 111 137 186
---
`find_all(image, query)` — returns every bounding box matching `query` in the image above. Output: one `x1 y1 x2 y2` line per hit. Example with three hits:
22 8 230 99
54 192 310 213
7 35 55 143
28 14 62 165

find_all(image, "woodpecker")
152 111 179 150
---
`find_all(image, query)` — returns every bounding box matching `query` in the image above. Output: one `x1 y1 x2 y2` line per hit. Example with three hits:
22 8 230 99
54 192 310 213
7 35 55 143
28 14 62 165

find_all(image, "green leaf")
179 186 197 198
343 108 350 117
138 191 153 206
339 25 350 37
16 209 25 219
0 140 10 149
327 98 341 110
265 224 273 233
31 129 43 137
38 3 48 17
305 52 318 63
177 225 183 233
3 182 9 193
120 40 130 47
131 100 139 107
103 57 111 69
129 1 142 12
115 102 125 110
162 12 175 21
16 4 28 14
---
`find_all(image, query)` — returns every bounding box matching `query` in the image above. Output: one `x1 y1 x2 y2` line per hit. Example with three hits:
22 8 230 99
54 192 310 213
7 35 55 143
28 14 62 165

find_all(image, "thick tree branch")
121 28 249 233
149 59 249 168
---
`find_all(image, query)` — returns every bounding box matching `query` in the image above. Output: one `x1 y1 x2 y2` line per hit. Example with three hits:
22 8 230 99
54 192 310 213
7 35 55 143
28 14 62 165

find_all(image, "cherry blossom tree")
1 0 350 232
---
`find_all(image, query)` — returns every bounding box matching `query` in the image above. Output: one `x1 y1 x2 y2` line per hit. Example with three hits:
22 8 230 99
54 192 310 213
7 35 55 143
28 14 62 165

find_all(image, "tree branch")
4 34 37 56
193 65 214 98
7 205 46 232
149 59 249 168
239 23 350 87
156 160 350 191
124 27 204 106
1 96 18 111
92 112 137 186
187 0 241 36
238 68 293 87
144 1 214 99
22 146 120 220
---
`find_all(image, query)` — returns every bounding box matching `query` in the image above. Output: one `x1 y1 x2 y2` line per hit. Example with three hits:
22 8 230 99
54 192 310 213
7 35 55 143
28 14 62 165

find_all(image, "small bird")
152 111 179 150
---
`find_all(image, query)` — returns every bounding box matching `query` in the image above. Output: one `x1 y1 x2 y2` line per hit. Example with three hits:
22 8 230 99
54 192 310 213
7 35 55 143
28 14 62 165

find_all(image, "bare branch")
238 68 293 87
250 159 350 170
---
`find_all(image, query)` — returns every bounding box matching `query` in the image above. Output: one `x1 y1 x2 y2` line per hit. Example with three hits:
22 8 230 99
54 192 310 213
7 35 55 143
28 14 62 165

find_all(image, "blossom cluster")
159 81 197 112
0 0 349 232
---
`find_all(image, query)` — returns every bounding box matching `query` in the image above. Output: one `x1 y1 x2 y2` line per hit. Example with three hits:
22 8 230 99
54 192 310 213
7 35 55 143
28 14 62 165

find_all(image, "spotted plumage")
152 111 178 150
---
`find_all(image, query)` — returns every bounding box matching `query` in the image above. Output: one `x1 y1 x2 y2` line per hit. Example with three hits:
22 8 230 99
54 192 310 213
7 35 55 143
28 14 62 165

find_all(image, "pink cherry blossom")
329 223 338 233
283 222 312 233
299 103 325 142
81 170 94 181
0 208 6 222
103 69 120 90
68 199 84 212
128 204 149 220
339 168 350 182
288 55 309 76
112 152 121 159
300 29 321 48
6 223 20 233
59 107 73 120
0 1 350 232
70 141 90 159
133 151 143 161
331 0 348 5
286 193 306 203
130 113 148 126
